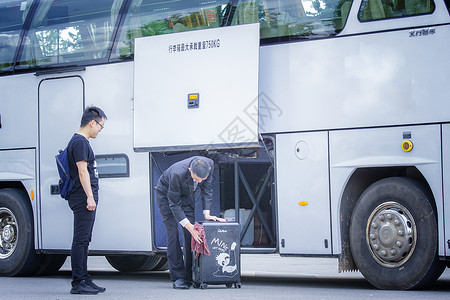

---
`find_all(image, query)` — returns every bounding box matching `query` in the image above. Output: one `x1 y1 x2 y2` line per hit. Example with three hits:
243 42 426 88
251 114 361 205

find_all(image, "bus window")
16 0 125 70
113 0 353 60
112 0 229 60
358 0 435 21
231 0 260 25
96 154 130 178
444 0 450 13
0 1 32 75
258 0 353 41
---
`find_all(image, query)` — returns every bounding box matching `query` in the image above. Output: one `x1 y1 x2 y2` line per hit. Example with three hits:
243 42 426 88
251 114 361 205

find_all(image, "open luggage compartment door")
133 23 260 152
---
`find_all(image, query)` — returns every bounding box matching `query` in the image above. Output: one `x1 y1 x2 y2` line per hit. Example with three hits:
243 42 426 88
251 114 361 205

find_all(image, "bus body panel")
0 148 37 247
276 131 331 255
0 149 35 182
0 74 38 150
259 25 450 135
329 125 444 255
81 63 152 251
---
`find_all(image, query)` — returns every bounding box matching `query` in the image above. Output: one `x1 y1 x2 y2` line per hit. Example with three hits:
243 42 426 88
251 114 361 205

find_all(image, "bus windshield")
0 0 32 73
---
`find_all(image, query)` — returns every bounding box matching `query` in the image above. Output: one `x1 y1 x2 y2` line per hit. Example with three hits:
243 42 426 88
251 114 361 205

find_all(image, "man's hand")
87 197 96 211
185 223 202 244
204 213 226 222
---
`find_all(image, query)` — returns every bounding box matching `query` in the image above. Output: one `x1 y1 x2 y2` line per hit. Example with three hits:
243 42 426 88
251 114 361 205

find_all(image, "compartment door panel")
276 132 331 255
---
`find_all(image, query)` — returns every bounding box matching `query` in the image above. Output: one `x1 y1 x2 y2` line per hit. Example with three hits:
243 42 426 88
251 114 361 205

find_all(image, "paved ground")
60 254 371 280
1 254 449 299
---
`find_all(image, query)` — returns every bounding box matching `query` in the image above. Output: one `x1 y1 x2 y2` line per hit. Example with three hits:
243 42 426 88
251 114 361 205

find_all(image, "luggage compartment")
151 138 277 253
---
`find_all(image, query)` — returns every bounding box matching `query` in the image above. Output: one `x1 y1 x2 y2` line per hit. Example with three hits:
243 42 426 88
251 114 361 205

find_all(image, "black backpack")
55 147 75 200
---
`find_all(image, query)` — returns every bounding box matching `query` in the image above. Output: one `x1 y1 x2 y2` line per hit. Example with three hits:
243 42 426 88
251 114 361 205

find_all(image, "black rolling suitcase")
192 222 241 289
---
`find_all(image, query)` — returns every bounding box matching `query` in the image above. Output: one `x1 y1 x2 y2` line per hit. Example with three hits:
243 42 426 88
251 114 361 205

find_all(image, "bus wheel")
105 255 164 272
152 256 168 271
0 188 42 276
350 177 445 289
34 254 67 276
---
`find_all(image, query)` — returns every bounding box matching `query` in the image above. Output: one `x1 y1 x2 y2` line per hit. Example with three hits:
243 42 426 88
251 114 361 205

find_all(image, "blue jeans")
68 198 97 287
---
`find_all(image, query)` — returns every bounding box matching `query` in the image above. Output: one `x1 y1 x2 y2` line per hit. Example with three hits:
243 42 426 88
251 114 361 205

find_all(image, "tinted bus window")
0 1 32 74
257 0 353 40
359 0 435 21
96 154 130 178
16 0 125 70
112 0 229 60
444 0 450 13
113 0 353 60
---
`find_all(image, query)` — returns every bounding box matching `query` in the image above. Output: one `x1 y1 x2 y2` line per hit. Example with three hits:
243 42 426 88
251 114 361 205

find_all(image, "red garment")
191 222 210 258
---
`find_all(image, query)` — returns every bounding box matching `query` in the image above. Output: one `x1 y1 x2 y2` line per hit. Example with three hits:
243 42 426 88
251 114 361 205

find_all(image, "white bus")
1 0 449 290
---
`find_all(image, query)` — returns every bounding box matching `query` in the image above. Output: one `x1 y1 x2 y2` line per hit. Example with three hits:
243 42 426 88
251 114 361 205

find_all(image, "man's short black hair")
80 106 107 127
190 158 211 179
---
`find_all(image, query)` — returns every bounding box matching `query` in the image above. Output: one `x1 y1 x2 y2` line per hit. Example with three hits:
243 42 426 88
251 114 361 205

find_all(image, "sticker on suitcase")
210 239 238 278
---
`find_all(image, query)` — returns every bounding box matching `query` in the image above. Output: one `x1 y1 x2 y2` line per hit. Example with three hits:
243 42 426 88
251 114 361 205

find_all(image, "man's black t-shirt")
67 133 99 200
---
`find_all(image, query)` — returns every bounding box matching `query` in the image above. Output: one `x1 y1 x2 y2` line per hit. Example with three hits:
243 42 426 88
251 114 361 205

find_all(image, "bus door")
38 76 84 249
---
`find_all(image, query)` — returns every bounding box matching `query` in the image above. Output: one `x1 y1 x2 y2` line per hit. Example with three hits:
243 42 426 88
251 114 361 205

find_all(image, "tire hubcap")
367 202 416 268
0 208 18 259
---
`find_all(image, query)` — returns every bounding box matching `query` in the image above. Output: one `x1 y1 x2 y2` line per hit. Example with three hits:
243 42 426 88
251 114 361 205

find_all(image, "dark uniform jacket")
156 156 214 223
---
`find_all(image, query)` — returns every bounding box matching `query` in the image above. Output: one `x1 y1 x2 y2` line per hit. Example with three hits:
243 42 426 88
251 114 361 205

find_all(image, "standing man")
156 156 225 289
67 106 107 295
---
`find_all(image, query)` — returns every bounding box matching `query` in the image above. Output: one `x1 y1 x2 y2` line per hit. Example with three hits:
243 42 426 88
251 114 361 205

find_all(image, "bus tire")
0 188 42 276
105 255 163 272
34 254 67 276
151 255 168 271
349 177 445 289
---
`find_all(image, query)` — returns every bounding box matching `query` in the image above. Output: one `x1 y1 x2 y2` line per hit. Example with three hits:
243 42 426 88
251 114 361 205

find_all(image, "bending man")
155 156 225 289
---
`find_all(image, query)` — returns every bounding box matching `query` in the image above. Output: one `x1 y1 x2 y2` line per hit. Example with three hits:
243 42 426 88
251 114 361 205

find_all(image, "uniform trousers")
156 189 194 282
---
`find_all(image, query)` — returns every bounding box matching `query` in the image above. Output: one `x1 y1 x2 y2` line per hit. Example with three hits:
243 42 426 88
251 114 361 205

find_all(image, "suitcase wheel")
235 283 241 288
200 283 208 289
226 283 232 288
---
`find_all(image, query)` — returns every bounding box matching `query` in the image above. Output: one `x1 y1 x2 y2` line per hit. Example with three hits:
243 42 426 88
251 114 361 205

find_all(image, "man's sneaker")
87 280 106 293
173 278 190 289
70 282 99 295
